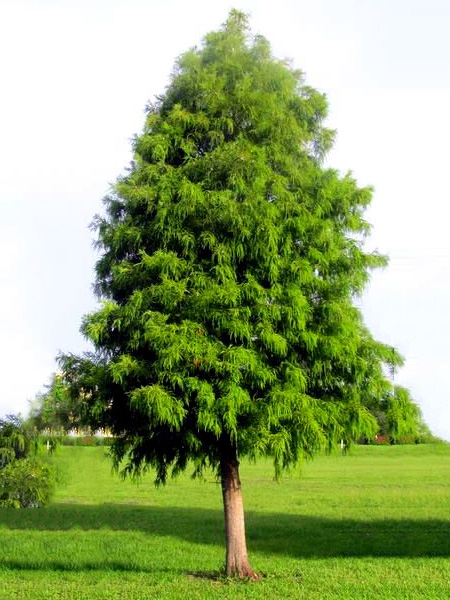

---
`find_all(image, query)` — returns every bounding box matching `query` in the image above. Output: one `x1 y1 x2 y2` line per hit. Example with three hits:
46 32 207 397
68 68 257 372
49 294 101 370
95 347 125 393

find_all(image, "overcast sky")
1 0 449 440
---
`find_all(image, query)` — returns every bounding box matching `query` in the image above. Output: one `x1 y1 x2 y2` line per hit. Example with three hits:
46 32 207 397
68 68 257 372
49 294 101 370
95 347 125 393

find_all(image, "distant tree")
367 385 437 444
386 386 421 442
28 374 87 434
60 11 405 578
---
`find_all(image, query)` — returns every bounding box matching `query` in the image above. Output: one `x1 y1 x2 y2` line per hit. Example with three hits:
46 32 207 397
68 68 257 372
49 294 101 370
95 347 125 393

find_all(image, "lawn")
0 443 450 599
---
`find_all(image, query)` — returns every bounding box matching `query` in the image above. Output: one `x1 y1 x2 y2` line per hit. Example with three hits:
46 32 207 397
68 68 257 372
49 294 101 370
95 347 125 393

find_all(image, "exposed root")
227 565 260 581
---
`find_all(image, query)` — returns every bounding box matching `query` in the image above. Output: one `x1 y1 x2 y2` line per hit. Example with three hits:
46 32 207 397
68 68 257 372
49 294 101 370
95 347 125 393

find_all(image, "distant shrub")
395 435 417 444
415 425 445 444
81 436 95 446
367 432 445 446
101 437 114 447
0 415 31 468
372 435 390 445
0 458 56 508
36 436 59 454
42 435 114 447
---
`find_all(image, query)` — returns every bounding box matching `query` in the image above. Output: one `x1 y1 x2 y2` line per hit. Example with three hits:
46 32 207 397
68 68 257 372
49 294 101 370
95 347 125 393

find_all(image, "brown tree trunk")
220 450 259 580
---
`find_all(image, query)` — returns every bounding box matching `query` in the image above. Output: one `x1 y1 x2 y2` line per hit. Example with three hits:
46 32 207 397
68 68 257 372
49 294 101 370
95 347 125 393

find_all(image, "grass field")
0 444 450 599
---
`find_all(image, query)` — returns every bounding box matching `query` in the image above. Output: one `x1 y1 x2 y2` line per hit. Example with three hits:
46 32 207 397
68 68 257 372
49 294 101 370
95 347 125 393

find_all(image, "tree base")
226 564 260 581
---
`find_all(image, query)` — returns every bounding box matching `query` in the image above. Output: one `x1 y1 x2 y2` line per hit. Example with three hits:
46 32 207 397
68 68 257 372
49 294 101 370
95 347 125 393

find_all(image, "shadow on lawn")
1 503 450 560
0 559 179 574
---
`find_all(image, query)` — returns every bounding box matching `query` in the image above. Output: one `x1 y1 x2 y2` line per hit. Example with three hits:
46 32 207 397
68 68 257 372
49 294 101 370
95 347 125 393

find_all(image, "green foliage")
414 421 443 444
0 415 58 508
0 415 34 468
386 386 421 442
366 385 438 444
28 373 89 434
0 457 56 508
60 11 404 483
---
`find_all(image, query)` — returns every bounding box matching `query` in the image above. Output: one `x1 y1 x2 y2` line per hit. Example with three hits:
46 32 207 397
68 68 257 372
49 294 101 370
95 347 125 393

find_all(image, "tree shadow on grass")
1 503 450 562
0 559 181 574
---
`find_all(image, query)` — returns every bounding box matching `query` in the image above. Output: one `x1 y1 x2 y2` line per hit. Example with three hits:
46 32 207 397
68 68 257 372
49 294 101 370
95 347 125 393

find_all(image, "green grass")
1 444 450 599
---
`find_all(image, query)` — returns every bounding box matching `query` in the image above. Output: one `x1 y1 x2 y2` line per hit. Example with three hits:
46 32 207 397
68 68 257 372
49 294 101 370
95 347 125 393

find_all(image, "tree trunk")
220 451 259 580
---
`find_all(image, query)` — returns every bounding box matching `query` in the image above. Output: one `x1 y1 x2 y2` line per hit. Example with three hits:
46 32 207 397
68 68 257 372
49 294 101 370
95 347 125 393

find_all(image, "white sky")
1 0 449 440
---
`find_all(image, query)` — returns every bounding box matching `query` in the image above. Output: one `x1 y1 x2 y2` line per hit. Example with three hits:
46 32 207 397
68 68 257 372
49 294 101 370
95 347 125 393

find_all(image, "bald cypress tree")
60 11 403 578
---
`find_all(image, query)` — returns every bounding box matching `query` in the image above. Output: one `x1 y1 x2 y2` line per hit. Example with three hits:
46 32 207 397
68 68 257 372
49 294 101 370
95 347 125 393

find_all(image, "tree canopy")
60 10 406 576
367 385 436 444
28 373 86 434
